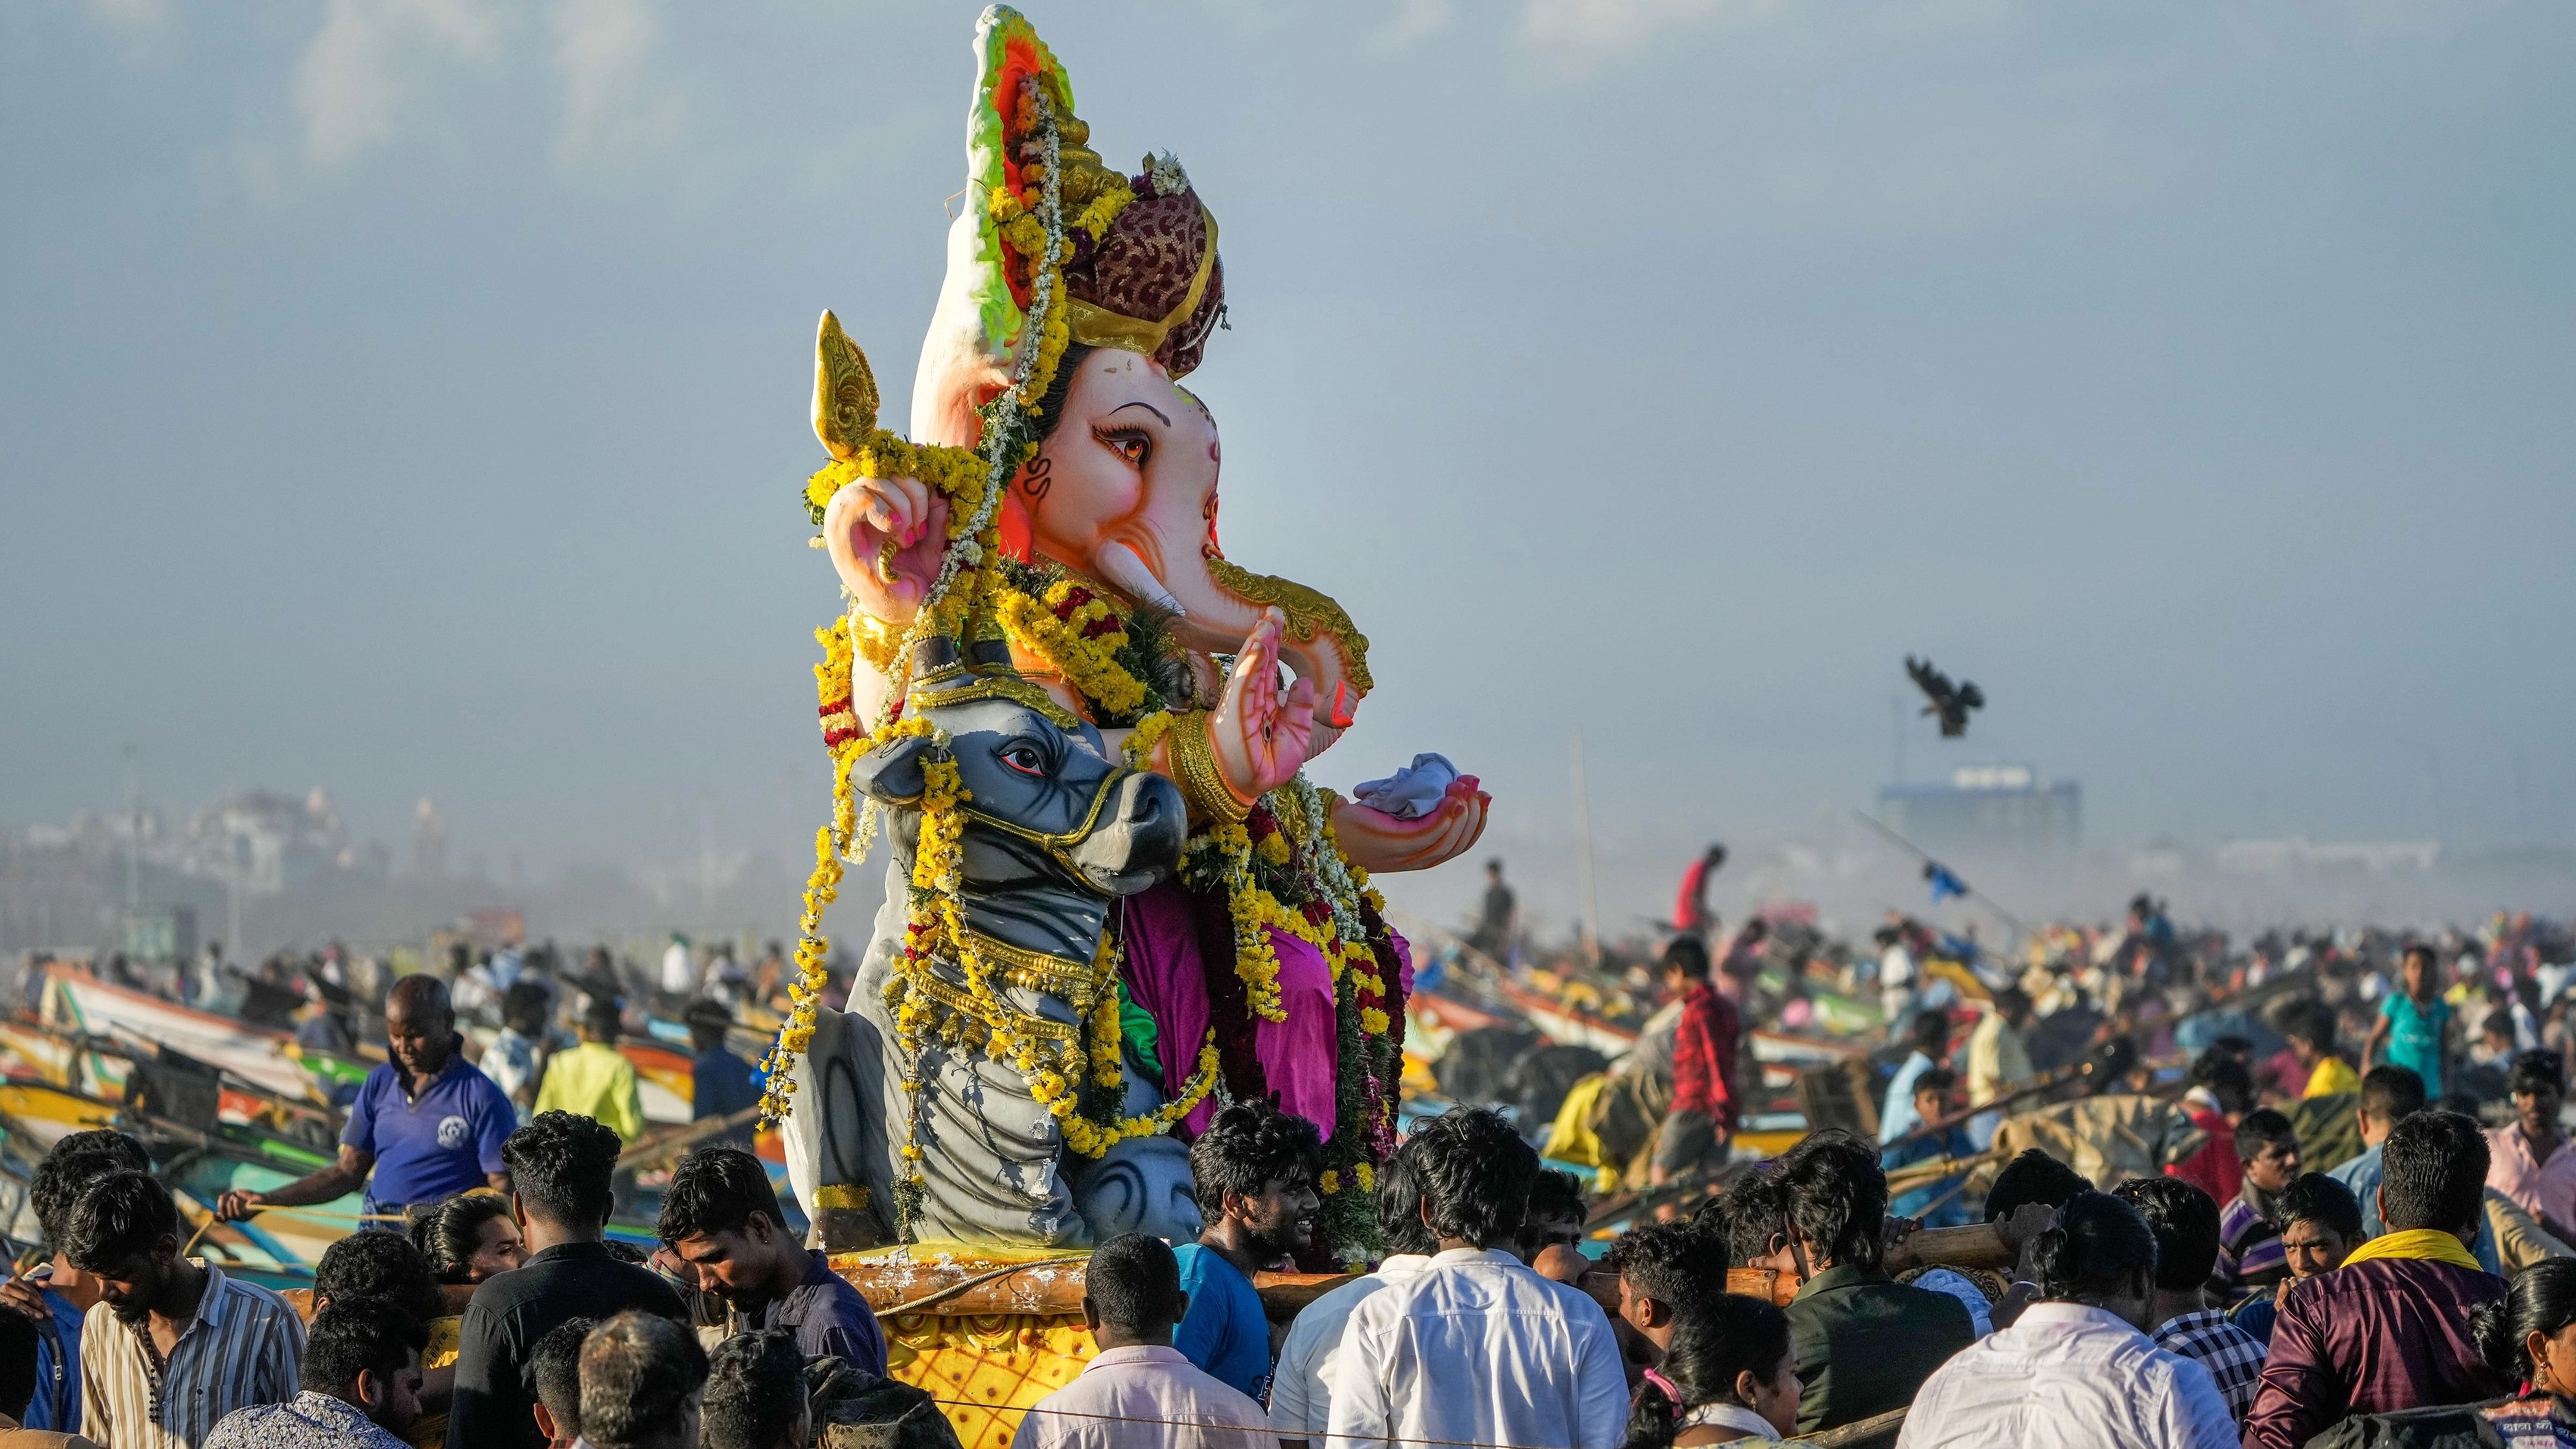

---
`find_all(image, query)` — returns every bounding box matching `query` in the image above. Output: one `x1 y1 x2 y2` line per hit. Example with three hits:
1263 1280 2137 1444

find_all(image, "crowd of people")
1019 1066 2576 1448
11 1080 2576 1449
0 1110 893 1449
8 901 2576 1449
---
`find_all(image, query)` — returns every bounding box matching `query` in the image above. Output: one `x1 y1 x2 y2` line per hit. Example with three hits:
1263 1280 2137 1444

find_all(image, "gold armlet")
1167 709 1252 825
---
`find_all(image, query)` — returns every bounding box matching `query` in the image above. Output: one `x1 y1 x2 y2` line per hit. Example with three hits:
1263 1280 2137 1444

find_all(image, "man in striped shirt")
2220 1110 2303 1294
66 1173 304 1449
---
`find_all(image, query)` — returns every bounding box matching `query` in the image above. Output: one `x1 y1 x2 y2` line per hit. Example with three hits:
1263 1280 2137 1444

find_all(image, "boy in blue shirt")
0 1128 150 1432
1172 1099 1323 1403
1881 1067 1975 1227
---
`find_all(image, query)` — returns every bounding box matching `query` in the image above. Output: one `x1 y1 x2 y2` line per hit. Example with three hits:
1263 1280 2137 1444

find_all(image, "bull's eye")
998 742 1048 777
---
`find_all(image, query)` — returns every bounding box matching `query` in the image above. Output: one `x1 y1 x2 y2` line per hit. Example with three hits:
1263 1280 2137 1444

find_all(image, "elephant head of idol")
902 17 1370 753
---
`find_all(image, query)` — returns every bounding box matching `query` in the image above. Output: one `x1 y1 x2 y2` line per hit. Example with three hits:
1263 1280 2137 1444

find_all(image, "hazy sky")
5 0 2572 928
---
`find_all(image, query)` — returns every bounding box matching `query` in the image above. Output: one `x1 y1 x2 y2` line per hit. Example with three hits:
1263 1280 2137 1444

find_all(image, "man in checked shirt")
2114 1176 2270 1426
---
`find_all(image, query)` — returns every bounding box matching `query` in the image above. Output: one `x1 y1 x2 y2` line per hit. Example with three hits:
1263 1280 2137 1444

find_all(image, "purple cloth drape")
1119 881 1217 1135
1118 879 1346 1141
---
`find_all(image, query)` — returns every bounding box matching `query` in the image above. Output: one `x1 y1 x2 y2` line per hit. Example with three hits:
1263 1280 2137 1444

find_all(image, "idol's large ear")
910 6 1091 447
812 311 879 462
848 731 936 806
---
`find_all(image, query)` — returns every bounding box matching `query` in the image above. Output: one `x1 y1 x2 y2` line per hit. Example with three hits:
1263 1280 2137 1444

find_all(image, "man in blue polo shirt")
217 975 514 1224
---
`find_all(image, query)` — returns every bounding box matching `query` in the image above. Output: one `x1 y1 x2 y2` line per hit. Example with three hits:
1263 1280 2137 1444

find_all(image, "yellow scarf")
2340 1227 2486 1272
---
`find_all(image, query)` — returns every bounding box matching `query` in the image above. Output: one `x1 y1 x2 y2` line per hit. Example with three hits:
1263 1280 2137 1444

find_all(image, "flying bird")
1905 656 1985 738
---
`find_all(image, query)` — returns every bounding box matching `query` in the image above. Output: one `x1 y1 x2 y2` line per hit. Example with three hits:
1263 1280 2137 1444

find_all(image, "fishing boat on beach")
38 965 355 1104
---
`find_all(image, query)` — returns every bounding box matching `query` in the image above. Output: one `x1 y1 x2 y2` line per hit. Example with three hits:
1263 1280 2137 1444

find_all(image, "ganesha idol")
766 6 1486 1262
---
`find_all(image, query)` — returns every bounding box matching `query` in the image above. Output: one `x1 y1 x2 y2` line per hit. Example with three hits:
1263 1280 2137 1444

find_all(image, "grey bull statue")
778 641 1202 1248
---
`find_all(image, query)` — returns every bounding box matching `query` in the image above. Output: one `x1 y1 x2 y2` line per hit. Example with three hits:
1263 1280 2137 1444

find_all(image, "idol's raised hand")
1208 609 1315 807
821 474 952 626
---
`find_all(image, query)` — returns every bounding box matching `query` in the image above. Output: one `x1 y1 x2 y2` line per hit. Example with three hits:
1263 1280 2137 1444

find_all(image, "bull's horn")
913 635 960 674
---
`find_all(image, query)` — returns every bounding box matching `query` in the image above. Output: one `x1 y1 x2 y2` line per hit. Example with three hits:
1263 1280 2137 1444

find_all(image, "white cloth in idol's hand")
1351 753 1458 820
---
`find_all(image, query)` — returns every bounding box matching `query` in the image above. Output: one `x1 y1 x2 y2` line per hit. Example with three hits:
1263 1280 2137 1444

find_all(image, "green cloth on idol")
1785 1262 1977 1435
1116 979 1162 1081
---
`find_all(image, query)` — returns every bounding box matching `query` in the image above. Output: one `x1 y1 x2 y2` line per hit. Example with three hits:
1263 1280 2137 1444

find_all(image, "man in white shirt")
658 936 695 999
1894 1189 2237 1449
1011 1235 1268 1449
1271 1141 1435 1445
1878 922 1920 1042
1326 1108 1628 1449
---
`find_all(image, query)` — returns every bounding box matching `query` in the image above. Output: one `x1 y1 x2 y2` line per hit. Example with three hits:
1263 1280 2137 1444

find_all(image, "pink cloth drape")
1256 928 1340 1140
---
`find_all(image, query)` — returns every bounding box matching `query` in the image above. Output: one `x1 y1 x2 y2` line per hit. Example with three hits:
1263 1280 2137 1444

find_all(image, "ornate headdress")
909 6 1226 452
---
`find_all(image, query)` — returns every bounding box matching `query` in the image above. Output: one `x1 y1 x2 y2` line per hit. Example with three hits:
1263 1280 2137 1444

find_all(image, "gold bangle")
1167 709 1252 825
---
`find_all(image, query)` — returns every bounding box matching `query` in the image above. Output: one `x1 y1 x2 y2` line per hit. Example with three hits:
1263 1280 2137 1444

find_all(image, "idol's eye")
999 741 1048 776
1096 428 1151 469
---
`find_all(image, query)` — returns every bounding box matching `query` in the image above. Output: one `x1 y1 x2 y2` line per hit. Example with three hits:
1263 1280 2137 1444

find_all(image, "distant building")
181 788 349 896
2216 837 2439 874
1878 764 2082 855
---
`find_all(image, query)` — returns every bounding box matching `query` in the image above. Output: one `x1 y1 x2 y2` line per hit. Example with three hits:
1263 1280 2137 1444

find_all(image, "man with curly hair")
1175 1101 1321 1402
1602 1218 1726 1361
444 1114 682 1449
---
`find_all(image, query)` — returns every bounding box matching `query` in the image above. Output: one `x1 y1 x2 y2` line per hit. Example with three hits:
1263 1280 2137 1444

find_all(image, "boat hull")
42 968 323 1103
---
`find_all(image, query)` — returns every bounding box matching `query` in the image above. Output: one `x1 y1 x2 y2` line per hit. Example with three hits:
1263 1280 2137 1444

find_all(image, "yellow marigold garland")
995 580 1147 717
802 439 989 531
873 727 1222 1165
1121 709 1177 768
1070 185 1135 244
1088 931 1125 1089
1057 1031 1221 1159
1208 822 1288 1023
758 628 947 1124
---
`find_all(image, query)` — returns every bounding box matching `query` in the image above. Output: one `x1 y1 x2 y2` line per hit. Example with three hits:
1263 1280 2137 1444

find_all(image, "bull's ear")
848 732 934 804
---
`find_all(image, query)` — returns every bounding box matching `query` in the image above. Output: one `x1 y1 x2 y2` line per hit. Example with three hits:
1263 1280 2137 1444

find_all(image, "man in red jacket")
1651 935 1740 1185
2167 1047 2253 1206
2243 1110 2509 1449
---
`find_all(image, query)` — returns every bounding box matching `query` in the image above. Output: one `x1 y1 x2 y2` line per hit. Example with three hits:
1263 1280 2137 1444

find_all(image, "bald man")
220 976 514 1223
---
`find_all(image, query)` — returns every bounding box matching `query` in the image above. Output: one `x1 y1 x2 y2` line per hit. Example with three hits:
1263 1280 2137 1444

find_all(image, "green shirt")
1785 1263 1977 1434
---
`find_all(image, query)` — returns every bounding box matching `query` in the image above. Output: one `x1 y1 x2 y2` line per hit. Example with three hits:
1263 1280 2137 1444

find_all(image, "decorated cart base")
835 1246 1351 1449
